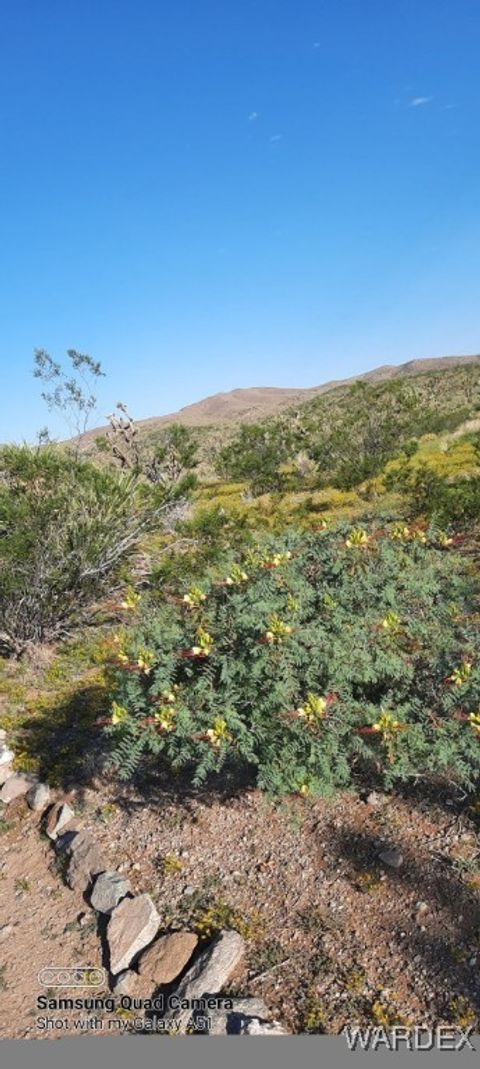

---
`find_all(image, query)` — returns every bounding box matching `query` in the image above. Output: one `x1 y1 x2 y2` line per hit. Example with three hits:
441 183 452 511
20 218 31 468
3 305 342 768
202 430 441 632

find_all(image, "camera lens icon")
38 966 106 988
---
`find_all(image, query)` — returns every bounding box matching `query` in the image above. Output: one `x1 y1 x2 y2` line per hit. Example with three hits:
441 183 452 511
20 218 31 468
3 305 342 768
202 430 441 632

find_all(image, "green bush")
385 461 480 527
0 445 170 654
106 524 480 795
216 423 293 495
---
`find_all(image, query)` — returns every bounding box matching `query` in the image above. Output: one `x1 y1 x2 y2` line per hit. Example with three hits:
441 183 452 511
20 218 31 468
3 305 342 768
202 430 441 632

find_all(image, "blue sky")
1 0 479 441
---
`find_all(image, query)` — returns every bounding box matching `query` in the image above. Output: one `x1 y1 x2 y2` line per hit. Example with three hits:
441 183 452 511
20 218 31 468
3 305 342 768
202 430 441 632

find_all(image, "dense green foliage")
107 524 480 795
217 365 480 495
216 422 293 494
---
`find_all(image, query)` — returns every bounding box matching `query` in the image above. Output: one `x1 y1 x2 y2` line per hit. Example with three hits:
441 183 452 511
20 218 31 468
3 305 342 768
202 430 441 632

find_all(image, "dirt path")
1 781 480 1037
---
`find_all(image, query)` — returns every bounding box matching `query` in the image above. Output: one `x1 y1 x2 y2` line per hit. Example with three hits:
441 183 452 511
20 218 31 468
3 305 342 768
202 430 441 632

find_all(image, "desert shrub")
216 422 294 495
0 445 175 654
106 524 480 795
385 460 480 527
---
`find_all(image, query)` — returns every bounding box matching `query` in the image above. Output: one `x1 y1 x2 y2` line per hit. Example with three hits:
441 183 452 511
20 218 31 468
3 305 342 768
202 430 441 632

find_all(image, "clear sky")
1 0 479 441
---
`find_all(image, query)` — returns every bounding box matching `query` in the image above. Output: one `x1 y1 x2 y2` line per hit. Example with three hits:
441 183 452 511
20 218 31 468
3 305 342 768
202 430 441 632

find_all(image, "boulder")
65 830 105 891
26 782 51 812
207 997 271 1035
45 801 75 840
0 771 37 804
107 894 160 976
138 930 198 985
168 929 245 1032
90 871 130 914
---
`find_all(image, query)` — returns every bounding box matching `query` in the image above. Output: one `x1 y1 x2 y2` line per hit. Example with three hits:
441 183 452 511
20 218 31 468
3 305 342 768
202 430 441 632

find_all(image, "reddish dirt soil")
2 777 479 1038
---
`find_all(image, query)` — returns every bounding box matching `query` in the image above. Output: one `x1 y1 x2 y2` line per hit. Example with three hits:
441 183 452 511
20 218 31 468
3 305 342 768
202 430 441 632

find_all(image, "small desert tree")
33 348 105 447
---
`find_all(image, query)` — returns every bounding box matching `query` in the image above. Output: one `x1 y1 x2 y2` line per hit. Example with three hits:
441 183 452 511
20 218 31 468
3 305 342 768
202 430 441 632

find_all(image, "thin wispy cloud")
269 134 282 142
248 111 259 122
410 96 433 108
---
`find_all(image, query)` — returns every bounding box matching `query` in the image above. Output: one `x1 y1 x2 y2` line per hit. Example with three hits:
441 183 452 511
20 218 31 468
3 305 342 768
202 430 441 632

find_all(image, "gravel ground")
1 779 480 1037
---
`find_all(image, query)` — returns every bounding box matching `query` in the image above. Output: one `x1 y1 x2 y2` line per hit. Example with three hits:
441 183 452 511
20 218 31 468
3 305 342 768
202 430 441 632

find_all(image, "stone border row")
0 736 288 1035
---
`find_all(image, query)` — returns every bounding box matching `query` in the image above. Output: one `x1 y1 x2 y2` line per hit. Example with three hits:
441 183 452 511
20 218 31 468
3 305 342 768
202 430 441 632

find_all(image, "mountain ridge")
84 353 480 442
131 354 480 428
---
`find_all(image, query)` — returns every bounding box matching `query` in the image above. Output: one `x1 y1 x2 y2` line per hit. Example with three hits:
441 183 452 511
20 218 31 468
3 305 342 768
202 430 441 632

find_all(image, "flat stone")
0 748 14 766
0 729 7 743
45 801 75 840
0 924 14 943
379 847 403 870
0 771 37 804
90 871 130 914
26 782 51 812
111 970 156 997
65 830 105 891
168 929 245 1032
138 930 198 984
108 894 160 976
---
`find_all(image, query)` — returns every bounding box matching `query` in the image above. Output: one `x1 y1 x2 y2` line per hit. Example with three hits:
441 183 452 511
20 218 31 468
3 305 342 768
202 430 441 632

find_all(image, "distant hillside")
85 354 480 442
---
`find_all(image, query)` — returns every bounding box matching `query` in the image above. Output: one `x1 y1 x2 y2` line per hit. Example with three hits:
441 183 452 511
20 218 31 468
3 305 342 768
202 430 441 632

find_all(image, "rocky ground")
1 769 480 1039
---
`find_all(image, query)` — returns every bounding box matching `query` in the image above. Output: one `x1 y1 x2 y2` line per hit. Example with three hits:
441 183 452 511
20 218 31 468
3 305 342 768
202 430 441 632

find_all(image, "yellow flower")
391 524 411 542
468 712 480 735
206 717 231 747
381 611 401 633
372 709 403 738
299 784 310 797
226 564 249 585
191 627 213 656
296 693 327 724
155 707 176 732
117 651 129 665
183 586 207 608
136 648 154 674
264 614 293 643
345 527 369 548
111 702 128 725
448 661 472 687
120 588 141 611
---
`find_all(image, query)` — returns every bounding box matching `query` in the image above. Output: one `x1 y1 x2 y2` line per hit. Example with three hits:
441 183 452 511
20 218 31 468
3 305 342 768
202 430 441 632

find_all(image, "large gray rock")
65 830 105 891
168 929 245 1032
45 801 75 840
138 930 198 984
0 771 37 804
207 997 271 1035
108 894 160 976
379 847 403 870
26 782 51 812
90 871 130 914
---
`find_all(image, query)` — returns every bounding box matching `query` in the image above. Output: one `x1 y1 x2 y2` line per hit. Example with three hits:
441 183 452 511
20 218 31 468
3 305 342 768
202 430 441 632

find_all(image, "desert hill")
86 354 480 442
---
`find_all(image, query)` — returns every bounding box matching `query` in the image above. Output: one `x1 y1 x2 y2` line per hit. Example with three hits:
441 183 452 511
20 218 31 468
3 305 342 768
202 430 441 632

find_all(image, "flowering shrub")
105 523 480 795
